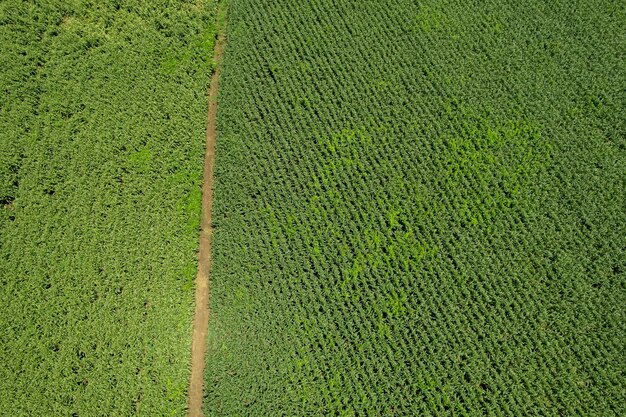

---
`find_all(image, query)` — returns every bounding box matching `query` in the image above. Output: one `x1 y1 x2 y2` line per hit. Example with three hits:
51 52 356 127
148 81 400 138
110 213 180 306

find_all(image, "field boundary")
187 4 227 416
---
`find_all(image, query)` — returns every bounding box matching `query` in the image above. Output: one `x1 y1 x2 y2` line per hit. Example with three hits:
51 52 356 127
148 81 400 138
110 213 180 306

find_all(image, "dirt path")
187 15 227 417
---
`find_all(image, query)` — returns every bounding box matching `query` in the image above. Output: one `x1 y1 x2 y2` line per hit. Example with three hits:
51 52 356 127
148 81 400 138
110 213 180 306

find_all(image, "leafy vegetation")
0 0 217 415
206 0 625 415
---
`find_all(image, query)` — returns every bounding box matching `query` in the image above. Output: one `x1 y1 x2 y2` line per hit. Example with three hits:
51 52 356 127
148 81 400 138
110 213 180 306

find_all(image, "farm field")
205 0 625 415
0 0 218 415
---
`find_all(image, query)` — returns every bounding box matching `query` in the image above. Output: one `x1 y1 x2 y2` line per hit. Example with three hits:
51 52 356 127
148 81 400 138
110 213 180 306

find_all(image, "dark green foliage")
206 0 625 415
0 1 216 415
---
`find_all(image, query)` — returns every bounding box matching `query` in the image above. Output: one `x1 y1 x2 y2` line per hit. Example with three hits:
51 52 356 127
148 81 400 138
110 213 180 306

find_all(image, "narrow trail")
187 15 226 417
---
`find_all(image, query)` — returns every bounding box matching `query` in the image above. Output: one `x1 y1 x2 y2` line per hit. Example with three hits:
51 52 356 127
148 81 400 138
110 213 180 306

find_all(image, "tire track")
188 9 226 417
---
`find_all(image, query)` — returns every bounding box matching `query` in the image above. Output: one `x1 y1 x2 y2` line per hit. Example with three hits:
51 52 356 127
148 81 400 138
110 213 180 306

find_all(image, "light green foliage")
0 0 217 415
206 0 625 415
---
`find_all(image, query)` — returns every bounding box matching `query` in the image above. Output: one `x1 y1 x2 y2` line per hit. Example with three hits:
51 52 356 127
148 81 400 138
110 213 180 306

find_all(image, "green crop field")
2 0 625 415
205 0 625 415
0 0 218 415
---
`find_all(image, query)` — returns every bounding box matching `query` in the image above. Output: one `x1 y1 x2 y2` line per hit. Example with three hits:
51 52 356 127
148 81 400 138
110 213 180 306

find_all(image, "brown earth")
187 23 227 417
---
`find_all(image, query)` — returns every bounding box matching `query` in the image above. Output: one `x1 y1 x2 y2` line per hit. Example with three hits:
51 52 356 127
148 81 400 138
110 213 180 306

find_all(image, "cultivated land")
0 1 218 415
205 0 625 415
2 0 625 415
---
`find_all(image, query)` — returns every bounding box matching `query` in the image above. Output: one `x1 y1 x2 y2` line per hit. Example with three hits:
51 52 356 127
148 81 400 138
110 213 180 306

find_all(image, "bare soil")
187 27 226 417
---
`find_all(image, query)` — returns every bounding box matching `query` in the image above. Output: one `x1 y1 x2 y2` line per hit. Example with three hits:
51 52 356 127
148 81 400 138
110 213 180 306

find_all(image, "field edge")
187 2 228 416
